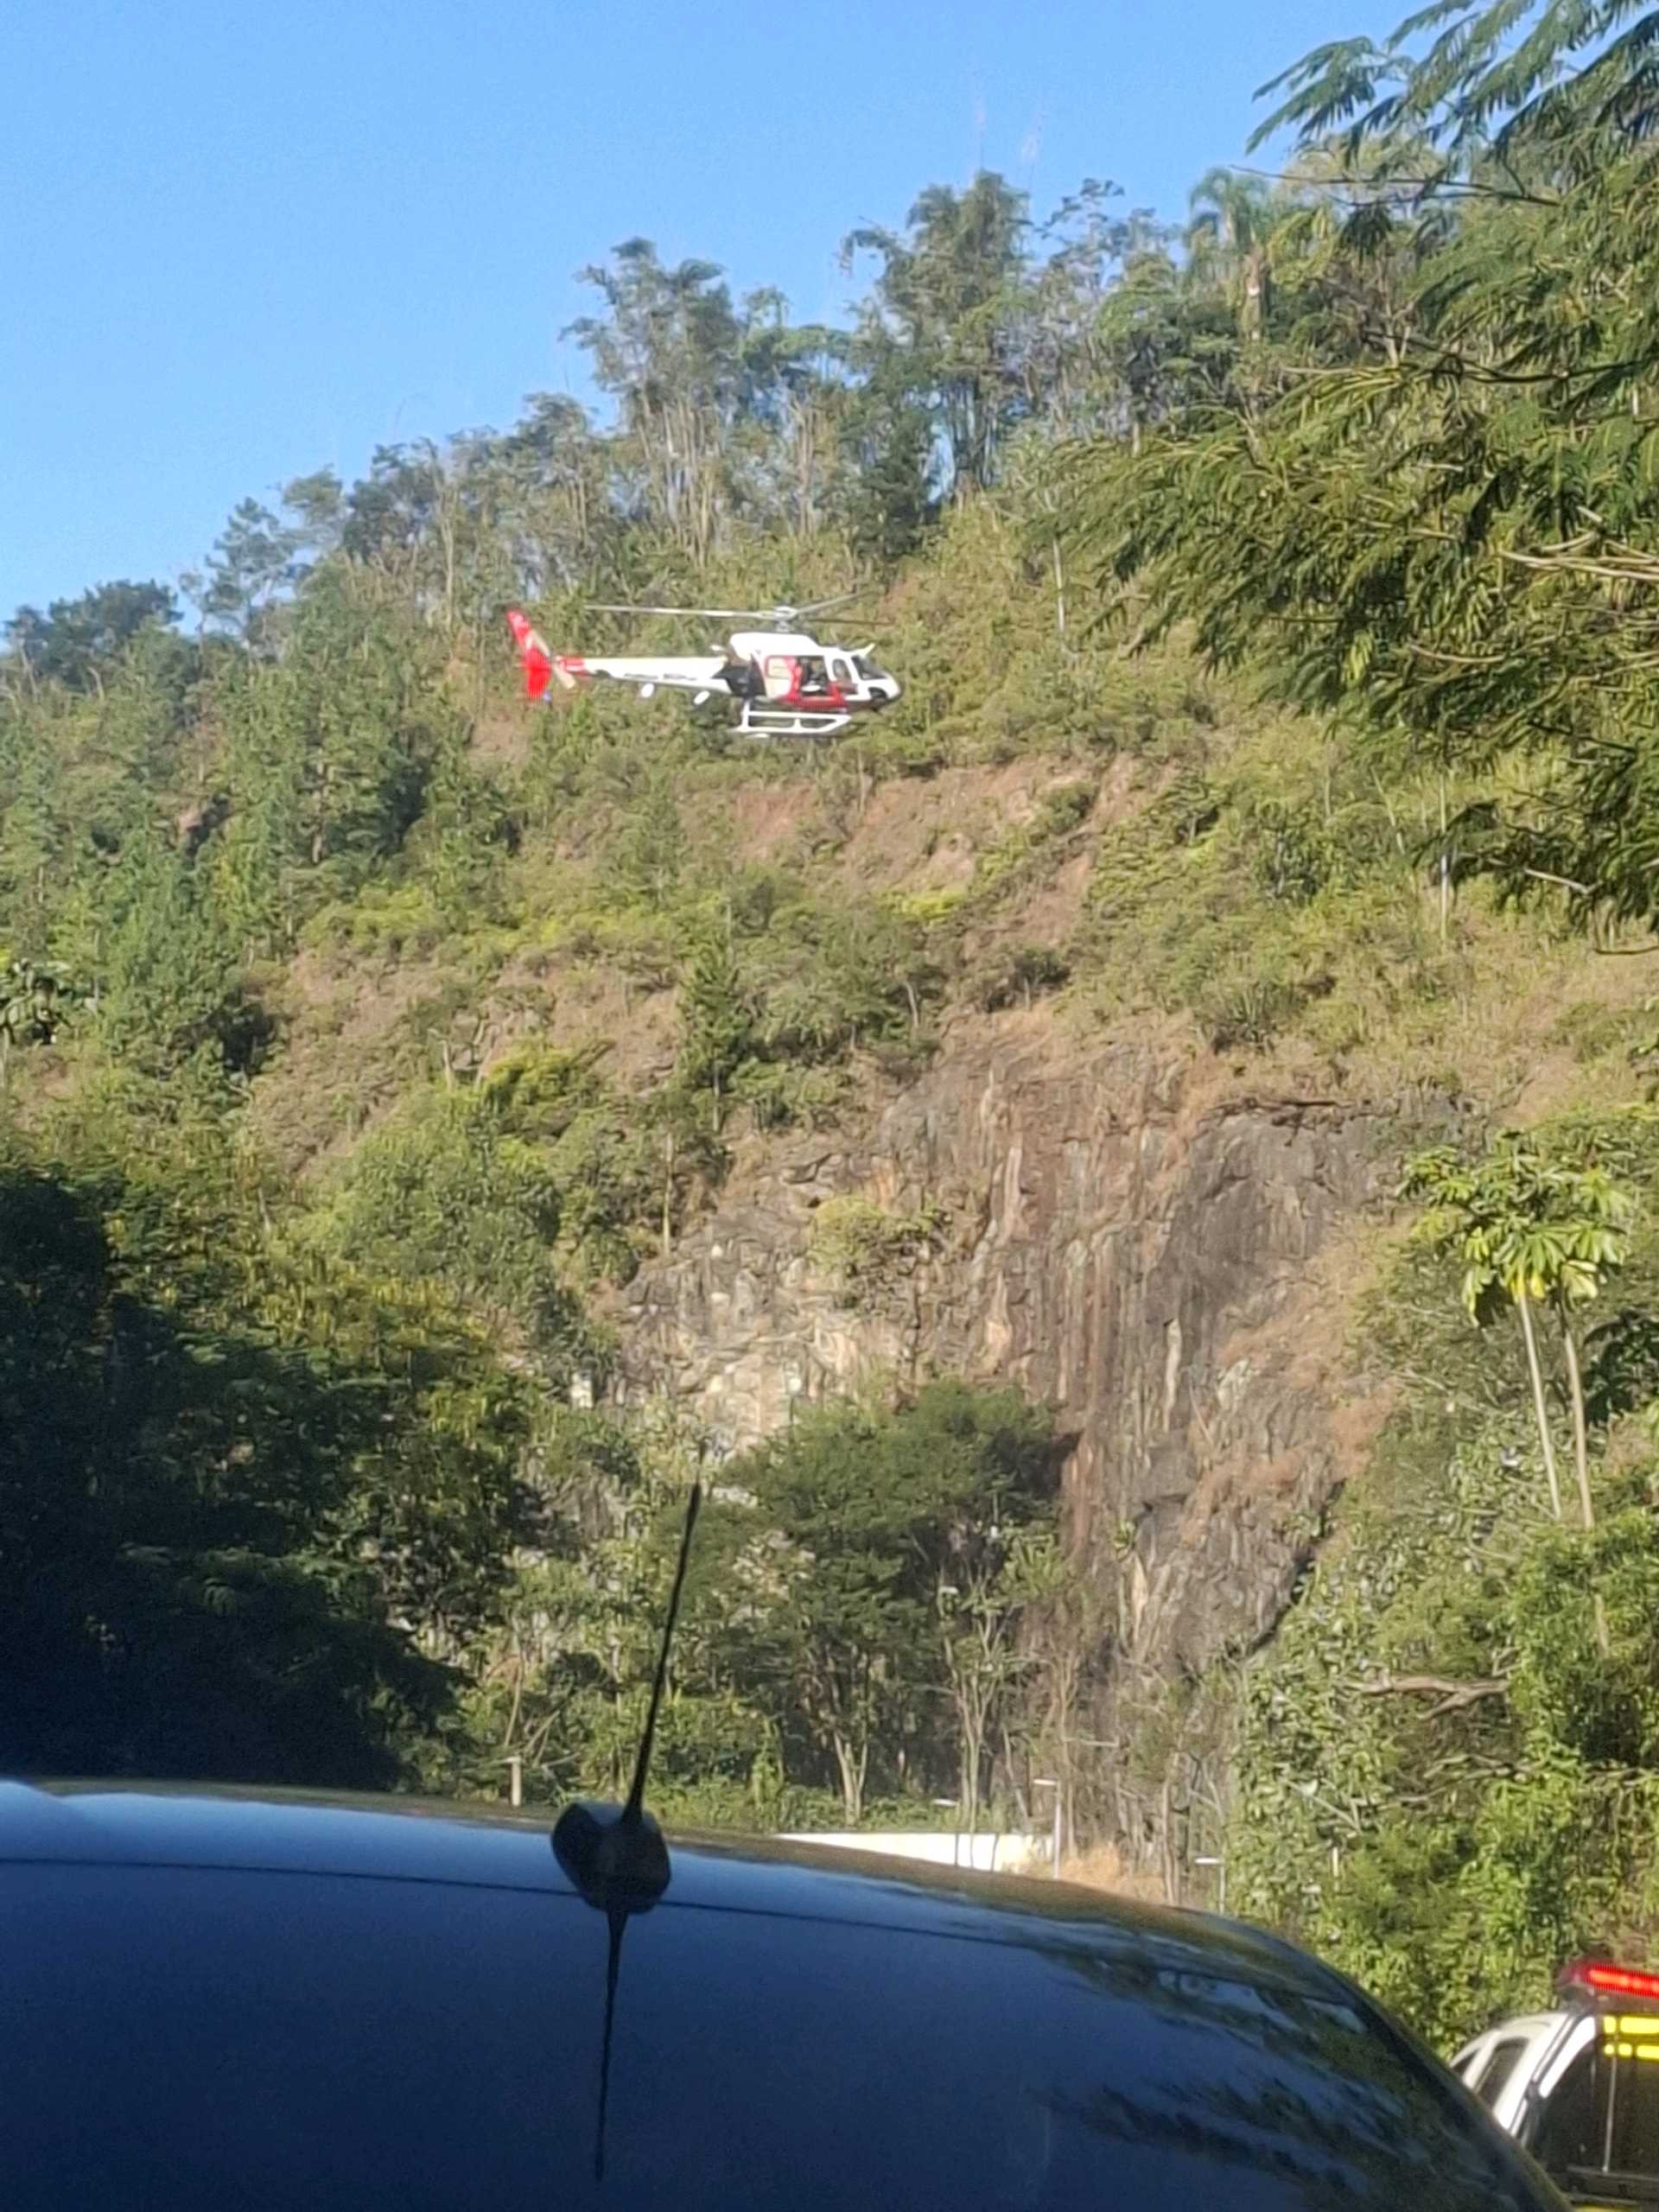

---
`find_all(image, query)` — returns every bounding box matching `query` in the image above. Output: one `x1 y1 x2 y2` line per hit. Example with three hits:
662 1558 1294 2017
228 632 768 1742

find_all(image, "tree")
280 467 347 555
677 922 756 1134
97 841 259 1077
313 1086 582 1367
1185 169 1282 347
641 1078 727 1260
832 374 934 563
4 582 180 692
1077 0 1659 938
565 239 746 565
214 564 454 896
189 498 303 646
0 957 79 1074
493 396 614 594
843 172 1031 497
754 899 943 1064
938 1525 1066 1834
718 1382 1060 1823
610 775 683 912
1011 181 1159 438
1404 1135 1636 1529
1230 1414 1659 2050
447 1406 782 1821
0 1133 530 1784
734 294 855 539
1089 248 1238 454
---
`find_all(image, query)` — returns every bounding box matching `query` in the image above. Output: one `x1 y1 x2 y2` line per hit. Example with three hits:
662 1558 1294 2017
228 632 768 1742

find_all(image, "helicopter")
506 594 901 741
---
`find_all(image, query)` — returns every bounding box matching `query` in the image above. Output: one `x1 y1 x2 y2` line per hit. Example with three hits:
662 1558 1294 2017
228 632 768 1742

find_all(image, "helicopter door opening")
762 656 797 702
826 653 858 696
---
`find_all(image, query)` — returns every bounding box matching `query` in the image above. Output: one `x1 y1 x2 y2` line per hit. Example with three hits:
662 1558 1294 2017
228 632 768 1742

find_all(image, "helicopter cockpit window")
852 652 885 679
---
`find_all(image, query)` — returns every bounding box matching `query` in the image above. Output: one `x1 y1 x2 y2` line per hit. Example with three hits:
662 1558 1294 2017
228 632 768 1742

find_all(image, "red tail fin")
506 607 555 702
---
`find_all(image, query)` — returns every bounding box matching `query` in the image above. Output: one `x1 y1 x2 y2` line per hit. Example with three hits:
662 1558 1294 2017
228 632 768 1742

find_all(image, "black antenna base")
553 1799 671 1916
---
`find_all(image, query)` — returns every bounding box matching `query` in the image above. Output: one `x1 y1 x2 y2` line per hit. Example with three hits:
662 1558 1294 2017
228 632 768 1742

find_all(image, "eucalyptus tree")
843 171 1031 497
565 239 747 567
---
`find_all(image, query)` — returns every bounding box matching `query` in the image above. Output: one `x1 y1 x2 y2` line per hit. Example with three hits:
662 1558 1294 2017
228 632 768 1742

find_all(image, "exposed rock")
176 794 230 855
618 1023 1382 1702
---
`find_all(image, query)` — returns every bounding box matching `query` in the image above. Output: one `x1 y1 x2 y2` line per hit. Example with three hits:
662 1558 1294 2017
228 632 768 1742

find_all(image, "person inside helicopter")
716 650 764 701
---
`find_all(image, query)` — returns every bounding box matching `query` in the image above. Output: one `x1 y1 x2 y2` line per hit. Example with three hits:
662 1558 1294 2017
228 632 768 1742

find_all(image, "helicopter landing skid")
737 704 852 741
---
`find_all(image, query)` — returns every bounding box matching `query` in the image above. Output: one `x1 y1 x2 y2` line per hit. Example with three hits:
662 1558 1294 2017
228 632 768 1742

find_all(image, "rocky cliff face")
618 1019 1382 1717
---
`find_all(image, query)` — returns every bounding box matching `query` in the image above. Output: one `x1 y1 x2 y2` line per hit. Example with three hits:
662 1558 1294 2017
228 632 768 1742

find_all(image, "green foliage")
437 1382 1065 1832
1405 1131 1637 1329
1076 0 1659 941
888 885 968 928
968 941 1070 1013
753 896 943 1065
192 499 305 646
1231 1432 1659 2047
399 753 518 927
1405 1121 1641 1527
4 580 181 691
843 172 1030 498
677 924 756 1130
609 775 684 911
938 1522 1070 1829
708 1382 1063 1821
1075 723 1432 1057
0 1116 531 1785
1234 1103 1659 2047
479 1038 613 1134
0 957 81 1058
809 1193 946 1306
99 842 264 1077
311 1086 581 1362
213 569 461 934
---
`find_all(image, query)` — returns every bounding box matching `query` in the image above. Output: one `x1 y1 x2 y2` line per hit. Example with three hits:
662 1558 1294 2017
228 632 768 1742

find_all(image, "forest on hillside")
11 0 1659 2045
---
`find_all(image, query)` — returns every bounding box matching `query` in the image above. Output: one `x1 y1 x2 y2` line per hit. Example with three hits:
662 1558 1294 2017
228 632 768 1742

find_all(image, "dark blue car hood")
0 1781 1564 2212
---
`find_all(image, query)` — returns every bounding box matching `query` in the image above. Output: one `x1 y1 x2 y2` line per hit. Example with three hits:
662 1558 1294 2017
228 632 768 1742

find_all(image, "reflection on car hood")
3 1777 1324 1990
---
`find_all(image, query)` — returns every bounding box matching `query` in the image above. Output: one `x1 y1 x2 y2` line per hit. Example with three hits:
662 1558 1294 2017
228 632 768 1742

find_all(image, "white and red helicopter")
506 595 901 740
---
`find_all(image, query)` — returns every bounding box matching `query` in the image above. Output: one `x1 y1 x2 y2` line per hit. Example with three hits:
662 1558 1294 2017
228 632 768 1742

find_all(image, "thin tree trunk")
441 504 457 630
1569 1310 1614 1653
1559 1308 1595 1531
660 1129 676 1259
1439 778 1450 942
1517 1292 1564 1521
832 1734 866 1827
1370 771 1406 858
504 1638 525 1750
959 1702 988 1839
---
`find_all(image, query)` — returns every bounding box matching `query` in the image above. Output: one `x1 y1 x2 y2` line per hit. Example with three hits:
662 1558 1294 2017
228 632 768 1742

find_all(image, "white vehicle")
507 596 901 741
1452 1959 1659 2207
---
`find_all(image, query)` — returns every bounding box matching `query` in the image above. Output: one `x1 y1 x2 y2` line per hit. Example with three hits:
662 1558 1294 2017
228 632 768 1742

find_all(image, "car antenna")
552 1478 702 2182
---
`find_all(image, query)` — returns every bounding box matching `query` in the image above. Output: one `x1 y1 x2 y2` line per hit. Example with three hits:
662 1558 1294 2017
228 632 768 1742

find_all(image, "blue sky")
2 0 1394 619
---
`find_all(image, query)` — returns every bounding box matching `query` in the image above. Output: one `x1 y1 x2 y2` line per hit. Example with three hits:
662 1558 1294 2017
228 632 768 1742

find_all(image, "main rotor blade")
787 589 868 619
588 601 765 620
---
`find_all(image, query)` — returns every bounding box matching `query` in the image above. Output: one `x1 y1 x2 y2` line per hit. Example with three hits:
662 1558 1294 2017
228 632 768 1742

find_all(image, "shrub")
809 1194 947 1306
